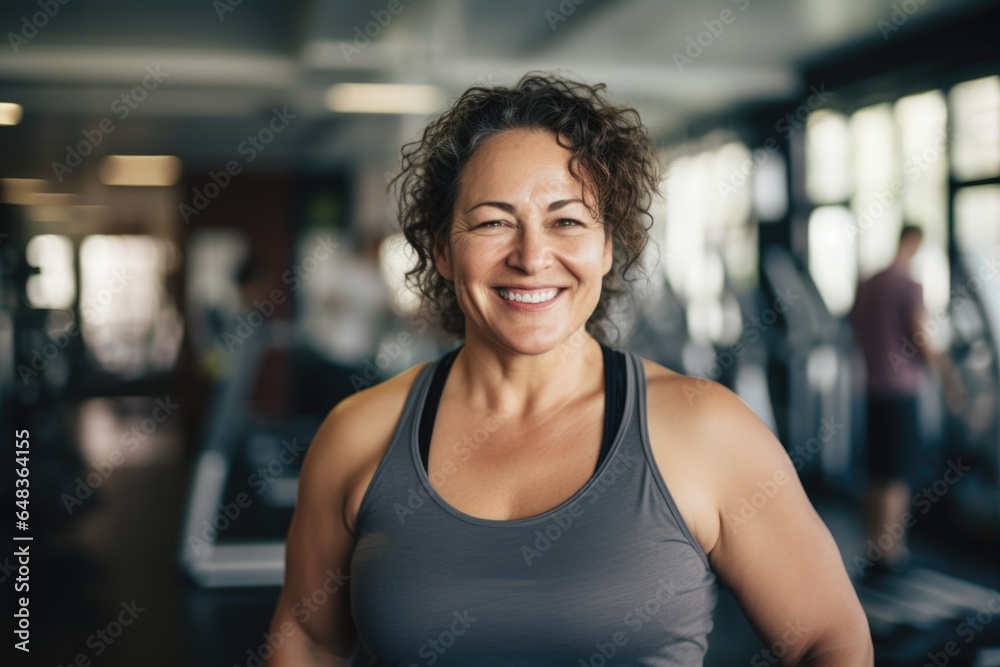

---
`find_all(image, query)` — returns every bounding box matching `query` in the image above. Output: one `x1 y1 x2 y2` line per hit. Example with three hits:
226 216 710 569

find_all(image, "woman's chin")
476 327 576 357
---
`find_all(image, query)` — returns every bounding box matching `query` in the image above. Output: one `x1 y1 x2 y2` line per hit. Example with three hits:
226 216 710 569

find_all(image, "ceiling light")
1 178 48 204
24 193 76 207
26 205 76 223
98 155 182 187
324 83 443 114
0 103 23 126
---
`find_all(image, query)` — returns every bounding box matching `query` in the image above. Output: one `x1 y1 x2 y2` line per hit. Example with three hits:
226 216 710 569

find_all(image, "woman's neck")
447 330 604 421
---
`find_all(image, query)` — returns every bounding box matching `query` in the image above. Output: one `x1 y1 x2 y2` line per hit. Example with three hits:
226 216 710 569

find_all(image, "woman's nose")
507 225 553 274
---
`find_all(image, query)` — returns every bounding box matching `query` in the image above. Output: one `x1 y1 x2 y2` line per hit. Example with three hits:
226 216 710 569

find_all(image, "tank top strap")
625 348 715 572
352 355 442 535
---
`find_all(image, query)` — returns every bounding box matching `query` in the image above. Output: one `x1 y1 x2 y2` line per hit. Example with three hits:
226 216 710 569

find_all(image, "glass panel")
644 148 675 283
715 142 753 234
752 149 788 222
955 185 1000 337
849 103 901 278
716 142 758 291
895 90 948 250
895 90 950 316
25 234 75 309
660 139 759 343
80 235 183 377
685 250 725 343
663 155 703 300
808 206 857 316
913 243 951 319
806 110 851 204
379 231 421 314
950 75 1000 181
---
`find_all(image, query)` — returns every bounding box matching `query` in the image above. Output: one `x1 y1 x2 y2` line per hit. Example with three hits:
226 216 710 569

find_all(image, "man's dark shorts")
865 393 921 484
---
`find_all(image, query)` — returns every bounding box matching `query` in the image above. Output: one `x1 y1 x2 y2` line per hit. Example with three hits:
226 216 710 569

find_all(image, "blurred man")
850 224 964 576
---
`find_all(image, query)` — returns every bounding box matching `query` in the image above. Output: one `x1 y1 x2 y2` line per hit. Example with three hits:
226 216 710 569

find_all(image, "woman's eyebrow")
464 198 585 214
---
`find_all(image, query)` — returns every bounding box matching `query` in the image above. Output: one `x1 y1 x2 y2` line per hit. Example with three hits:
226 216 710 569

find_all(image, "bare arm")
910 304 966 413
265 400 364 666
696 382 873 665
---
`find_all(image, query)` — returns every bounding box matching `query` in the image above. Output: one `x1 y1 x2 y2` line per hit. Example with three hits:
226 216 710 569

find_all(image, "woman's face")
435 128 613 354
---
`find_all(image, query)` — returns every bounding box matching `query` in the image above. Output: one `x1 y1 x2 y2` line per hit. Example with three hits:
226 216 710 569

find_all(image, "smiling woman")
265 71 874 667
391 72 660 347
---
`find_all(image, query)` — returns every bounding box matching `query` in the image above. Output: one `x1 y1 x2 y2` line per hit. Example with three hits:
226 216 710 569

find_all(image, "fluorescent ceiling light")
26 205 76 223
324 83 442 114
25 193 76 207
1 178 48 204
25 204 107 223
98 155 182 187
0 102 23 126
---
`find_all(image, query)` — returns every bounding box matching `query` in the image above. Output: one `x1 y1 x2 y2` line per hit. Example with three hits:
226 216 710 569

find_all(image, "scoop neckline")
409 347 635 528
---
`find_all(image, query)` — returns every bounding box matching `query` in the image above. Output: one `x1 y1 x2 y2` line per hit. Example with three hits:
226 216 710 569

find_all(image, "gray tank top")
349 348 718 666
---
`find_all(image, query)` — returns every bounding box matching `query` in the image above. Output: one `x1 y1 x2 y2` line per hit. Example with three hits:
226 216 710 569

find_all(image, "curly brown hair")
388 71 662 345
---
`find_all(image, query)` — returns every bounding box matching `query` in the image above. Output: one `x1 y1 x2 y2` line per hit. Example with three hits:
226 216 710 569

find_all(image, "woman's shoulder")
637 354 793 478
636 355 746 428
314 360 432 459
637 355 727 422
303 360 432 535
335 360 431 421
635 355 789 558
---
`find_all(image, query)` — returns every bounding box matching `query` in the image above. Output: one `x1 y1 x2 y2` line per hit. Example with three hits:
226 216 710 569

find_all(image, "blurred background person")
850 224 966 576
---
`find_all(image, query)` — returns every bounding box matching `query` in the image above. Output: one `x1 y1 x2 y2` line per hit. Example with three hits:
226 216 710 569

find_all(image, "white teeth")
497 288 559 303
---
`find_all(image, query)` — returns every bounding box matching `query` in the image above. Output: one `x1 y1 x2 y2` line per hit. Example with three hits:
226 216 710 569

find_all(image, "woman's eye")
479 220 505 229
557 218 583 228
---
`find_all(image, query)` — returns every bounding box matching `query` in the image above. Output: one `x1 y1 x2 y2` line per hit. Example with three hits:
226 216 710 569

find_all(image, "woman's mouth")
492 286 566 309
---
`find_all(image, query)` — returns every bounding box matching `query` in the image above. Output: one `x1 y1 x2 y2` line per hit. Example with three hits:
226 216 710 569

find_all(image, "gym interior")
0 1 998 665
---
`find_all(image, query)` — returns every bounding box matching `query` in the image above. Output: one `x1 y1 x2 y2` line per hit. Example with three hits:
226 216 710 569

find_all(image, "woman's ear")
433 234 454 282
602 230 613 277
